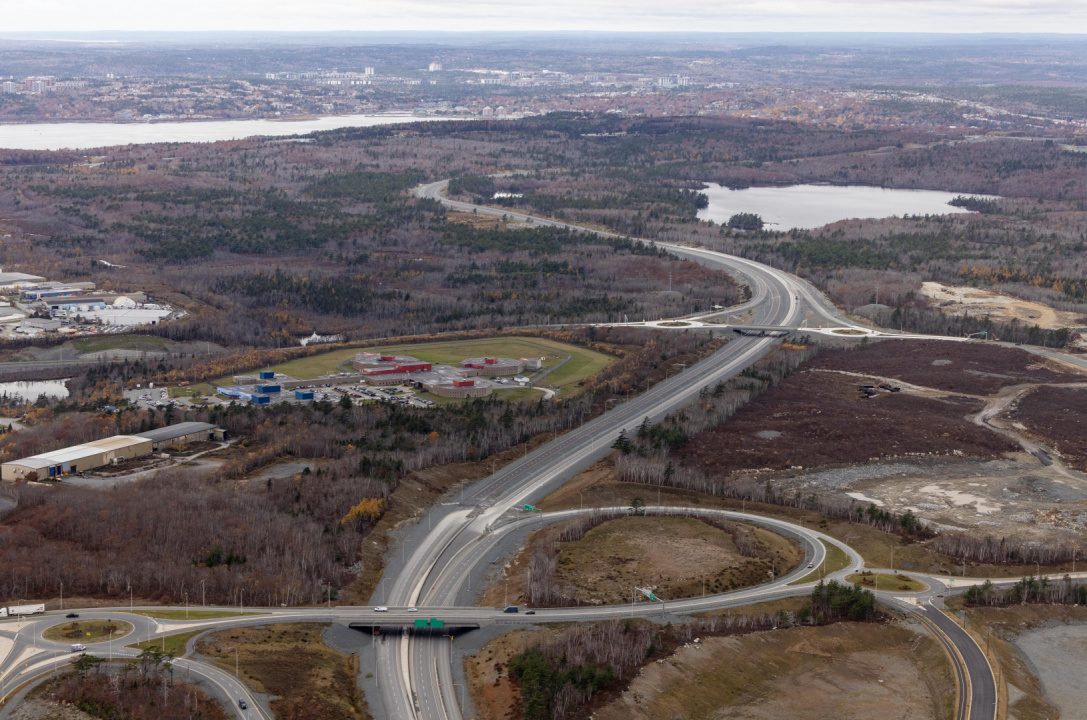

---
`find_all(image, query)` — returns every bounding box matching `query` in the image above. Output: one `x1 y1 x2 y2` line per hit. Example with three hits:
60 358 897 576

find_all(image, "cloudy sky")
8 0 1087 33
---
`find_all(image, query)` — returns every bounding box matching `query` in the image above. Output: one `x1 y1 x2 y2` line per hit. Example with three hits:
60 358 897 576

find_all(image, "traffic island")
42 618 134 644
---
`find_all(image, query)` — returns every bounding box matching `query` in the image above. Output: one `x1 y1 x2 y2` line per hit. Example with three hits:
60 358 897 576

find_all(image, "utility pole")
60 582 63 611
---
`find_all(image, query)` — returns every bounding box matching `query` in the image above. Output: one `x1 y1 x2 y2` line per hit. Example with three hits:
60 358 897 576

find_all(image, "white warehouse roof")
5 435 149 470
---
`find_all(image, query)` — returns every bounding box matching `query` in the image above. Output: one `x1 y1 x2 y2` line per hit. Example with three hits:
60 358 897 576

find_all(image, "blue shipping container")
294 390 314 400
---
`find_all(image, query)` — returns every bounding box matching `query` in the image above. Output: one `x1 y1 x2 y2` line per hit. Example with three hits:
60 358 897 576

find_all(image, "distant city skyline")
5 1 1087 34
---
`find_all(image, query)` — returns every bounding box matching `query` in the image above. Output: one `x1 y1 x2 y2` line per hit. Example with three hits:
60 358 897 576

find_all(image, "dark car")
66 613 79 618
525 610 536 615
503 606 519 613
238 699 248 710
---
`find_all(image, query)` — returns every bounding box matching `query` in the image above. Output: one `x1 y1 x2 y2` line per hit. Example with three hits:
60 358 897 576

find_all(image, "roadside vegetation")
32 648 226 720
196 623 365 720
43 619 133 644
476 580 880 720
483 511 800 608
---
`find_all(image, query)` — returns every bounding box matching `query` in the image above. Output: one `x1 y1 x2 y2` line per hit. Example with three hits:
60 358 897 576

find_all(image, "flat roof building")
460 357 524 376
0 272 46 287
136 422 223 451
352 353 433 375
2 435 153 481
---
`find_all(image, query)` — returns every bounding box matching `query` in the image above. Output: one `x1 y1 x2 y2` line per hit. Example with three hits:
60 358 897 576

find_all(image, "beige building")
1 435 153 481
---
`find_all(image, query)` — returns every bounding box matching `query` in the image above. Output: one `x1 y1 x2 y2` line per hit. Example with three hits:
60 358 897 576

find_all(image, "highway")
0 181 1004 720
395 180 995 720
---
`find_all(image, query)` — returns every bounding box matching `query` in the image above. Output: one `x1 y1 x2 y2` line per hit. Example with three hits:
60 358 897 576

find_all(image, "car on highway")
525 610 536 615
374 606 388 612
70 644 86 652
238 699 248 710
407 607 418 613
807 563 814 568
66 612 79 618
503 606 519 613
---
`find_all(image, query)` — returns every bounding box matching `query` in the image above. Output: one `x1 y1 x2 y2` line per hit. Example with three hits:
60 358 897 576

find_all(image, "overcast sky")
8 0 1087 34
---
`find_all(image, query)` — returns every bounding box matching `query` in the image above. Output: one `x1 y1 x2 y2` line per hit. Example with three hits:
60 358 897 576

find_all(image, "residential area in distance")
2 22 1087 720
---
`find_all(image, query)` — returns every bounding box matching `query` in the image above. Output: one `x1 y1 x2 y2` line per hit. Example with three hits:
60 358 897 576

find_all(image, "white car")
407 607 418 613
374 606 388 612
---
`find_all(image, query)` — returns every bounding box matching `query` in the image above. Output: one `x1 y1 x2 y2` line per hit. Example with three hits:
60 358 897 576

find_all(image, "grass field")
43 619 134 644
70 335 170 354
124 609 265 621
129 629 204 657
846 572 927 592
790 540 851 585
168 383 214 398
196 623 364 718
230 337 613 395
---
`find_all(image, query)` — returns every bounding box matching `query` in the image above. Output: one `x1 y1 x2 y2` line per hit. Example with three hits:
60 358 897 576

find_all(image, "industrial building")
136 422 224 451
460 357 524 376
352 353 433 375
1 436 153 481
0 272 46 288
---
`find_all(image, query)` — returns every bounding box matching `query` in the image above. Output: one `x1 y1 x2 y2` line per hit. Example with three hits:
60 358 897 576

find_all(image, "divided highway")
0 180 998 720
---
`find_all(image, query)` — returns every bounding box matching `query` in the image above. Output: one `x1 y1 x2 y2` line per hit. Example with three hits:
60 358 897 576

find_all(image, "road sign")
523 504 536 511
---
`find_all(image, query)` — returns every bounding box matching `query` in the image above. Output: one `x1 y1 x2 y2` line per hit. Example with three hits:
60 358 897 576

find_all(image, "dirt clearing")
594 622 954 720
921 281 1087 334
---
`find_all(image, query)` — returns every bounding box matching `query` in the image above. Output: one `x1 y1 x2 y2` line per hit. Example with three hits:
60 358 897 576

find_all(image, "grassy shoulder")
129 629 204 657
43 619 134 644
123 609 266 621
846 572 927 592
196 623 366 719
790 540 851 585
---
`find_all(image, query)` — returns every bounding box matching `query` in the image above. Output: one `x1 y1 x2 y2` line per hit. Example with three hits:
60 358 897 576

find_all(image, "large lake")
697 183 992 230
0 113 452 151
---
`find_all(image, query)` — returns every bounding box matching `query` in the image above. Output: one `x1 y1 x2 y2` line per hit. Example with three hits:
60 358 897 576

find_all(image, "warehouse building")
136 422 224 451
1 435 153 481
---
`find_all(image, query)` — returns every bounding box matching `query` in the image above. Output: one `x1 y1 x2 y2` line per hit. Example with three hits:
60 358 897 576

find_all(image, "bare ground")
593 622 955 720
963 605 1087 720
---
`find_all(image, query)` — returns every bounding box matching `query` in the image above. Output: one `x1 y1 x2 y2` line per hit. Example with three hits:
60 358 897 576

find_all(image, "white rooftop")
5 435 149 470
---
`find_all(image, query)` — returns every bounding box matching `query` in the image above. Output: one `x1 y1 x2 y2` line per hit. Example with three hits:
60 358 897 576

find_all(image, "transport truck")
7 603 46 616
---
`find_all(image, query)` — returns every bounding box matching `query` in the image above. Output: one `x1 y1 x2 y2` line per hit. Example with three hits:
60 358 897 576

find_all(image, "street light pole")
200 579 205 607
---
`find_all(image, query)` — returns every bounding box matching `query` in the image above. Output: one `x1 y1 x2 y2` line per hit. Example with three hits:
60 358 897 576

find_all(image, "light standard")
200 579 205 607
184 592 188 620
454 682 466 710
60 582 63 611
128 585 132 610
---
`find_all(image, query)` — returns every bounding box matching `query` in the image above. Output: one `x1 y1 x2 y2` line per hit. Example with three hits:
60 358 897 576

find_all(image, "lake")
0 379 70 402
697 183 994 230
0 113 454 151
